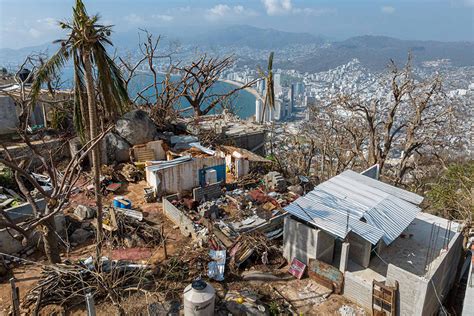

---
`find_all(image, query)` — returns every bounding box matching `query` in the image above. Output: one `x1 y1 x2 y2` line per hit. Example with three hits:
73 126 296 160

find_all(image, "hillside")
289 35 474 72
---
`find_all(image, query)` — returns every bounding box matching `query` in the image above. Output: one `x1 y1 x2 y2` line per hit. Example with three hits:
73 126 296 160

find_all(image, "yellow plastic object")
134 162 146 170
236 297 244 304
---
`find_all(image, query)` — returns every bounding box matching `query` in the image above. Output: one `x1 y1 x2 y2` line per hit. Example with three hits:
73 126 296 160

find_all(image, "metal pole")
424 223 435 272
85 293 96 316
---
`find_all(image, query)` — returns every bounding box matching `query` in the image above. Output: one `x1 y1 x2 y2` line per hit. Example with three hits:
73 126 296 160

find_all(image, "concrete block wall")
315 229 335 264
386 264 426 315
162 195 196 238
284 216 317 264
347 231 372 268
283 216 335 265
193 182 222 202
421 231 463 315
344 272 374 309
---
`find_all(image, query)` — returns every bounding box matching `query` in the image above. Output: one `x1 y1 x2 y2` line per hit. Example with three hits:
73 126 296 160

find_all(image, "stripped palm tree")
257 52 275 123
32 0 129 256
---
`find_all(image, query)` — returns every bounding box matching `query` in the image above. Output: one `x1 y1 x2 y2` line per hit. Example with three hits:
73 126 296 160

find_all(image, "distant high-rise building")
255 99 263 122
289 84 294 115
295 82 305 95
274 73 282 95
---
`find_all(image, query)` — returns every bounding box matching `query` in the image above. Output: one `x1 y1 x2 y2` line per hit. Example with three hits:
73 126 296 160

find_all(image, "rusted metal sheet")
308 258 343 294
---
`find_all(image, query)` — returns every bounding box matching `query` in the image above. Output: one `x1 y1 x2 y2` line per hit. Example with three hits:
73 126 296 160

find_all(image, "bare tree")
119 30 183 128
301 56 460 184
175 55 257 117
0 57 110 263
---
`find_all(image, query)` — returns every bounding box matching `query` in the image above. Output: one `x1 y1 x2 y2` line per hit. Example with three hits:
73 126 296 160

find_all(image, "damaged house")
283 169 463 315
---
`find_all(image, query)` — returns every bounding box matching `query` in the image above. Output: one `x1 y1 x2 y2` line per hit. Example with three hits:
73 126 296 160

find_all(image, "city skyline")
1 0 473 49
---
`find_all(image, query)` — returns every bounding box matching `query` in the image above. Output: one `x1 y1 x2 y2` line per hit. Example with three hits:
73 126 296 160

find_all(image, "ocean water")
61 67 256 119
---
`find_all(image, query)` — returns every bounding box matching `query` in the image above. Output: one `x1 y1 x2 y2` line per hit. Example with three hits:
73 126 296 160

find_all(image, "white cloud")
28 28 42 38
206 4 257 20
153 14 174 22
124 13 144 24
36 17 58 29
381 6 396 14
262 0 334 16
261 0 292 15
292 7 336 16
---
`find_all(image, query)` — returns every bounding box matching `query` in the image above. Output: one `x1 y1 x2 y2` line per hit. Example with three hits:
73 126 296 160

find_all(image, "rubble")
73 204 96 220
263 171 287 192
287 184 303 196
104 210 162 248
70 228 93 244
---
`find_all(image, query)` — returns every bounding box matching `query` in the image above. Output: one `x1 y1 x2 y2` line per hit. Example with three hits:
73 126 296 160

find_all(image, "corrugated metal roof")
145 156 192 172
284 170 423 245
342 170 424 205
285 196 385 245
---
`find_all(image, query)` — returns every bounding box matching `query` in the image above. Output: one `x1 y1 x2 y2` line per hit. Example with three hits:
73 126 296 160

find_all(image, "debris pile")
22 257 152 311
263 171 287 192
104 210 162 248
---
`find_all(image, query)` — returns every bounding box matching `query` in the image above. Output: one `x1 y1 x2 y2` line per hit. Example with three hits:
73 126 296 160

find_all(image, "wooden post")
161 226 168 260
10 278 20 316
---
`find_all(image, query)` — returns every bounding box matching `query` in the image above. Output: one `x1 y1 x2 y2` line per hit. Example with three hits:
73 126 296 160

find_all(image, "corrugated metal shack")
145 155 225 197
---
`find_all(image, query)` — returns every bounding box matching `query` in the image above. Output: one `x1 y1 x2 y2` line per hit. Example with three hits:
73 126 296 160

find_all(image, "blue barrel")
113 196 132 209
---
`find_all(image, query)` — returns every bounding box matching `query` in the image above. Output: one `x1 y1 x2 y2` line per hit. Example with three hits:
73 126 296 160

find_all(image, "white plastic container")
183 280 215 316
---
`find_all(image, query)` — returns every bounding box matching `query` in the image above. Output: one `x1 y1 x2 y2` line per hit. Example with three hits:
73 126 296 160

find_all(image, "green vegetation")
0 166 15 189
425 161 473 221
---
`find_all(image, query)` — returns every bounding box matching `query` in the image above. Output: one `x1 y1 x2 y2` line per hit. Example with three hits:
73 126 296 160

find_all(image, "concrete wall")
162 194 196 238
386 264 426 315
283 216 335 265
420 230 463 315
347 231 372 268
344 272 374 309
344 232 464 316
0 214 65 254
0 95 19 135
193 182 222 202
384 231 463 316
147 157 225 197
226 132 266 156
0 138 69 163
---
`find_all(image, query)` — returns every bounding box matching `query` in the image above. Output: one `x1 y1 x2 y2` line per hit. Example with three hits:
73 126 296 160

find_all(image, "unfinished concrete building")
183 115 266 156
283 170 463 315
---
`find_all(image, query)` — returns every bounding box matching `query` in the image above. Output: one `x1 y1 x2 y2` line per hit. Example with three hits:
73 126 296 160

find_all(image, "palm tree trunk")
83 51 103 258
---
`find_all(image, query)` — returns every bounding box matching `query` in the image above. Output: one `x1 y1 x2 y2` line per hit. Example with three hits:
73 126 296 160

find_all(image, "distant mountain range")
190 25 326 49
1 25 473 73
289 35 474 72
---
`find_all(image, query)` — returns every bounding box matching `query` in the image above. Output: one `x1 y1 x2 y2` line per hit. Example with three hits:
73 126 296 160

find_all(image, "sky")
0 0 473 49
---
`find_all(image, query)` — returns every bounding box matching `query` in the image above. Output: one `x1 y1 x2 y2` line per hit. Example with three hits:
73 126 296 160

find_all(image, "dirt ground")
0 180 368 315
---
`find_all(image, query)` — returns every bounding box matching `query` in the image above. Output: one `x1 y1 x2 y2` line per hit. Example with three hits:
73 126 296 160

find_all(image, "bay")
61 67 256 119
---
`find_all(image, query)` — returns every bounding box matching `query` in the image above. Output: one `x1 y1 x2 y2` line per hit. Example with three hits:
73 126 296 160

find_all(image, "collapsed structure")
283 169 463 315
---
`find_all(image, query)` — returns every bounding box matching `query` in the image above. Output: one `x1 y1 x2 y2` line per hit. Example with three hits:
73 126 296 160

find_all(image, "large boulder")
102 132 130 163
115 110 158 145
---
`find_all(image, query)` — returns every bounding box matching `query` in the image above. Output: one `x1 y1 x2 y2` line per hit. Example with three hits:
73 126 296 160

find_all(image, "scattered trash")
288 258 306 279
208 249 226 281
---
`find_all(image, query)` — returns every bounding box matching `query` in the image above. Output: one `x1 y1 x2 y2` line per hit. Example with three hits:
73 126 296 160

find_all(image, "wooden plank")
10 278 20 316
